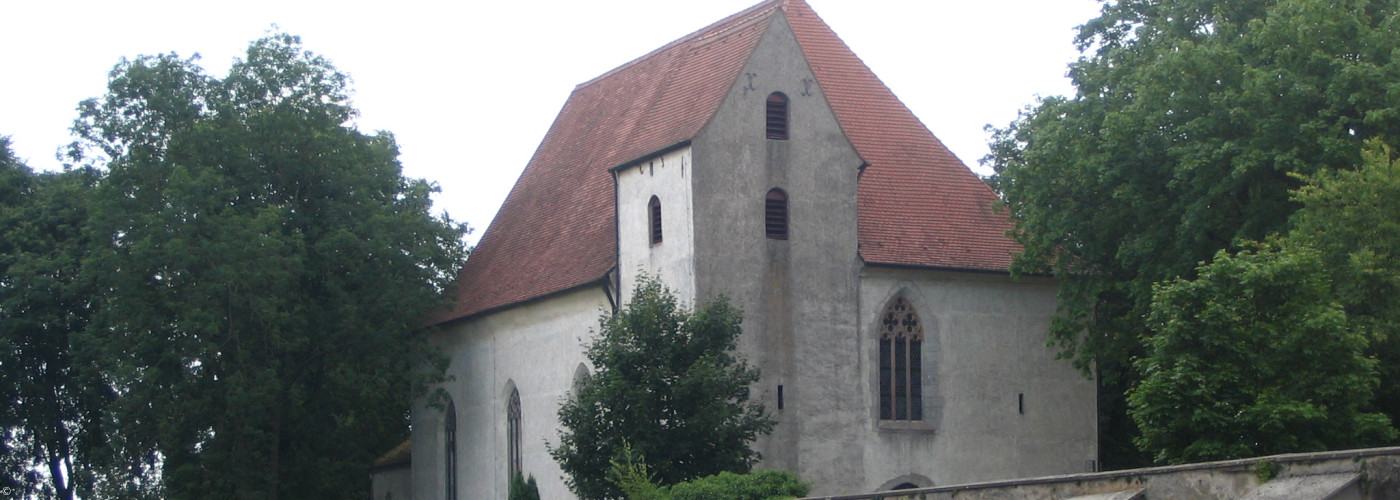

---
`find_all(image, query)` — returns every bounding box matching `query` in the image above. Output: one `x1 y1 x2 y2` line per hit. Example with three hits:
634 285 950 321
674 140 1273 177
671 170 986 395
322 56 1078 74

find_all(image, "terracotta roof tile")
433 0 1019 325
432 2 781 323
781 0 1020 271
372 439 411 469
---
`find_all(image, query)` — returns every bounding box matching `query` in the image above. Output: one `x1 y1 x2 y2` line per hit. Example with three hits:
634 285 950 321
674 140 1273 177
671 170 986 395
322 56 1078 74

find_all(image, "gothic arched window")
507 388 522 479
572 364 591 401
649 195 663 245
765 188 788 240
766 92 789 140
879 296 923 421
444 400 458 500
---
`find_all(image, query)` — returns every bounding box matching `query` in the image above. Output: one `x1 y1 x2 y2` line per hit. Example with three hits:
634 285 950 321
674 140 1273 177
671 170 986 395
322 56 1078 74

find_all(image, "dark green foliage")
666 470 808 500
986 0 1400 466
1289 143 1400 423
608 441 667 500
1130 243 1394 463
551 278 775 499
63 33 467 499
0 136 38 495
509 472 541 500
605 448 805 500
1256 460 1281 483
1130 143 1400 462
0 137 108 500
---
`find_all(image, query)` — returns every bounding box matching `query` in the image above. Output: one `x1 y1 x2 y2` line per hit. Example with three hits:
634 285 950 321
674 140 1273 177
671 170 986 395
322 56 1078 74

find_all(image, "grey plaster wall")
616 146 698 305
371 464 413 500
688 11 1095 496
855 268 1097 493
412 287 609 500
689 11 865 483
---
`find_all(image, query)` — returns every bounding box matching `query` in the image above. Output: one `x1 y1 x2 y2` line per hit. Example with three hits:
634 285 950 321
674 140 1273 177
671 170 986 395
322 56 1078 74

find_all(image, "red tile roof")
372 439 411 469
433 0 1020 325
782 0 1022 271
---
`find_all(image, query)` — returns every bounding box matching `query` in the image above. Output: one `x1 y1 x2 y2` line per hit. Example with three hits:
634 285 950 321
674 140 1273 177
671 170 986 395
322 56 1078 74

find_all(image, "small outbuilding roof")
372 439 411 470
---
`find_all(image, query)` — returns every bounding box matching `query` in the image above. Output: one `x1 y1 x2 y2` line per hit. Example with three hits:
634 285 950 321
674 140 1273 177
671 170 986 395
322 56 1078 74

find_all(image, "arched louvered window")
766 92 789 140
507 388 522 479
765 188 788 240
444 400 458 500
649 196 663 245
879 296 923 421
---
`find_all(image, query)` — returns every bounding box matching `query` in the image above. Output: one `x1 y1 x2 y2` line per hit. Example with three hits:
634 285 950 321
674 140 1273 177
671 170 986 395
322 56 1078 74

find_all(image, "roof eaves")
371 439 412 471
861 259 1013 276
608 140 693 173
431 272 616 329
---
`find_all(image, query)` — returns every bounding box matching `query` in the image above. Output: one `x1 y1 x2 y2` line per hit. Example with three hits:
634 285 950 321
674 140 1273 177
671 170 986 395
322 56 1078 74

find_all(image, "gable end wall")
691 11 865 486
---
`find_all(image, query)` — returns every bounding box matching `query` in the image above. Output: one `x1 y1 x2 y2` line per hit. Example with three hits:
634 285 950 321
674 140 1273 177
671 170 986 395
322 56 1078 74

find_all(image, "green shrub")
666 470 809 500
608 442 666 500
508 472 540 500
1256 460 1281 483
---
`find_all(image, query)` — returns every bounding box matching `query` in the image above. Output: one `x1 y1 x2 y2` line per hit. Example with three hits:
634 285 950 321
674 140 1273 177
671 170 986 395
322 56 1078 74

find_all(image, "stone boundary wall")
800 447 1400 500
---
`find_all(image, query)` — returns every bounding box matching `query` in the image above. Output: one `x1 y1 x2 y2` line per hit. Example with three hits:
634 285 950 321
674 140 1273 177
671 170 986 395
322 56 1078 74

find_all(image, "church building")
381 1 1097 498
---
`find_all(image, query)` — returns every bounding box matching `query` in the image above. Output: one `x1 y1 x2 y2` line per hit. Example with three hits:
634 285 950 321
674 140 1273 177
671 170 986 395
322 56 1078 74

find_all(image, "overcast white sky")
1 0 1101 244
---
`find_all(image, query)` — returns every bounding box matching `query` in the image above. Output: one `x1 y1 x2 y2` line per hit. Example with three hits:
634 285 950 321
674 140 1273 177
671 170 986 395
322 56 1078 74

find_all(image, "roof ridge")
575 0 782 91
781 1 976 177
434 0 1021 325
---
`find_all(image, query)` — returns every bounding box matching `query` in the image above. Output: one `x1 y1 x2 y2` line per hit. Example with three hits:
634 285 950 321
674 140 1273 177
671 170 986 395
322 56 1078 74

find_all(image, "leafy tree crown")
552 277 775 499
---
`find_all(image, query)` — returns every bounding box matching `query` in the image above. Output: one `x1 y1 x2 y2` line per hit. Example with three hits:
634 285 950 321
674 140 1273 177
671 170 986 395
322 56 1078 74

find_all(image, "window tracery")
507 388 522 479
879 296 923 421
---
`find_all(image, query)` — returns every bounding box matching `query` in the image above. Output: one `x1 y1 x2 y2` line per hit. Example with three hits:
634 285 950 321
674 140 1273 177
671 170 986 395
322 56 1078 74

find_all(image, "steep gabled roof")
431 2 781 323
781 1 1022 271
434 0 1019 325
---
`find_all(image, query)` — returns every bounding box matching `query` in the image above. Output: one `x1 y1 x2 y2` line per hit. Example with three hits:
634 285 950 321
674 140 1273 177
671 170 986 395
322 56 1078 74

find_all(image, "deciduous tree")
1130 242 1394 463
551 278 774 499
68 33 467 499
1130 142 1400 463
986 0 1400 465
0 138 110 500
1288 143 1400 423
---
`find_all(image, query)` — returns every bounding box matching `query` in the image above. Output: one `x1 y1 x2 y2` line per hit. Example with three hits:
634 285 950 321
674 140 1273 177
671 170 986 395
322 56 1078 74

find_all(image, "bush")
508 472 540 500
666 470 809 500
609 442 666 500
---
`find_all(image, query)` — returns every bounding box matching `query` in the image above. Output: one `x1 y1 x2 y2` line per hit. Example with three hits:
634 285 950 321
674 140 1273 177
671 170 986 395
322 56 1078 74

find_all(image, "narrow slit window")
765 188 788 240
444 400 458 500
766 92 789 140
879 296 923 421
649 195 663 245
